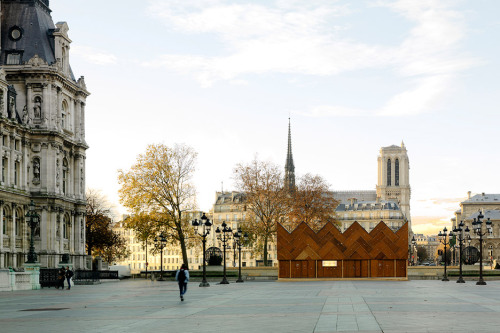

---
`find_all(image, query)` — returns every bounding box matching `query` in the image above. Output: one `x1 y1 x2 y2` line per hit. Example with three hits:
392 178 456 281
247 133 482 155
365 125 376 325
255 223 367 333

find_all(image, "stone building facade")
334 143 411 232
0 0 88 269
210 191 271 267
452 192 500 263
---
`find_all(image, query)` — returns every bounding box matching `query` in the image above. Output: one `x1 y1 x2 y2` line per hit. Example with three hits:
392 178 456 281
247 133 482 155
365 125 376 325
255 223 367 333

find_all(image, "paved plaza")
1 279 500 332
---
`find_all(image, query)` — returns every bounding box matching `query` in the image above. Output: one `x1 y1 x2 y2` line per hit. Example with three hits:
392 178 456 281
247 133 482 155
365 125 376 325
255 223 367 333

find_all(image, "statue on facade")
33 96 42 119
33 159 40 184
56 159 60 187
0 92 4 117
22 105 31 125
8 95 16 118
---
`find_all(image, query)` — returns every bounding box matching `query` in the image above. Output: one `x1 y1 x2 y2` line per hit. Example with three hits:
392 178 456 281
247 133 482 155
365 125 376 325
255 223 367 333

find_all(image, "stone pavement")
1 279 500 333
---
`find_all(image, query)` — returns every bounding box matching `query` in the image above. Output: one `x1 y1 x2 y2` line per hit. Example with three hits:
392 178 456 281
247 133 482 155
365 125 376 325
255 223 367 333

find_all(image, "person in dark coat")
56 267 66 290
175 264 189 301
65 266 74 290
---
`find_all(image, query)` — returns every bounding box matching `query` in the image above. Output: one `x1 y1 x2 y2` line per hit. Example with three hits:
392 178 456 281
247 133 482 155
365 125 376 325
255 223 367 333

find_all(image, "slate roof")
463 193 500 204
336 200 400 212
1 0 56 66
331 190 377 204
465 209 500 221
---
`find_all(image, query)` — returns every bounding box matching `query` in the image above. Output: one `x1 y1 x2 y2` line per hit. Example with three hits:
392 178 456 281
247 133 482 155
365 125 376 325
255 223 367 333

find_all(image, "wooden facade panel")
277 221 408 279
317 261 342 278
279 260 290 278
396 260 407 278
343 260 369 278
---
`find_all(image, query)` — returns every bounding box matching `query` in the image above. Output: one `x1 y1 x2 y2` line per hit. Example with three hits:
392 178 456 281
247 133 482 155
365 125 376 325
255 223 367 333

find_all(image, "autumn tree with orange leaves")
118 143 197 267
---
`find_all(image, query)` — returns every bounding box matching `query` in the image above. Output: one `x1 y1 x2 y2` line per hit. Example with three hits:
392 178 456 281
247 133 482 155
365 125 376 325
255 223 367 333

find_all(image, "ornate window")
395 159 399 186
61 100 67 129
15 208 22 237
63 214 70 239
14 161 19 186
386 159 391 186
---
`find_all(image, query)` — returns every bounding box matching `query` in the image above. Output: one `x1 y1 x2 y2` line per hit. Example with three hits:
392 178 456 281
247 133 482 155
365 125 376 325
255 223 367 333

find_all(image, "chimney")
482 192 485 197
467 191 471 199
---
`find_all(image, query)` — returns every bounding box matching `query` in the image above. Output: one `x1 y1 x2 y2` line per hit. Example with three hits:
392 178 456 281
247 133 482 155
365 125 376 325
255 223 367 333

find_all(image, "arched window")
386 159 391 186
61 100 68 129
395 159 400 186
15 208 22 237
62 158 68 195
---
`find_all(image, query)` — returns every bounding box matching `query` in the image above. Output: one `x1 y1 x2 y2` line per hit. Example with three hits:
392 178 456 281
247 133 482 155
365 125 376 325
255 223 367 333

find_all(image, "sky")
49 0 500 235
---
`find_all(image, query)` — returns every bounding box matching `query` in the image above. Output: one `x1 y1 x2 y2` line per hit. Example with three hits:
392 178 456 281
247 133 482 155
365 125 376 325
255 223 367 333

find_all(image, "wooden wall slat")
277 221 408 278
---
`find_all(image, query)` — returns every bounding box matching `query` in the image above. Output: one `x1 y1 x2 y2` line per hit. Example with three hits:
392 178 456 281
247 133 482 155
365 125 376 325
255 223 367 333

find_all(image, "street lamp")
438 227 454 281
409 236 417 266
471 211 492 285
154 233 167 281
192 213 212 287
25 200 40 263
233 228 248 283
215 221 232 284
453 220 470 283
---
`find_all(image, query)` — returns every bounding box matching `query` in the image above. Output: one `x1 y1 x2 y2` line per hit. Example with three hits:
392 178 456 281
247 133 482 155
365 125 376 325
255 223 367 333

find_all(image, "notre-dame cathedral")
0 0 88 269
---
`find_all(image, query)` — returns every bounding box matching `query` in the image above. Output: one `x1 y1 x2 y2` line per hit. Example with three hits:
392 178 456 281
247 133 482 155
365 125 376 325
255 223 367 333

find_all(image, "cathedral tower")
284 118 295 191
376 142 411 224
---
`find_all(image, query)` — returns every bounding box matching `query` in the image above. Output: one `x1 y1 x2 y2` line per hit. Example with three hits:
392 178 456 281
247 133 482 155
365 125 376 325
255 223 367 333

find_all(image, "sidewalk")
1 279 500 332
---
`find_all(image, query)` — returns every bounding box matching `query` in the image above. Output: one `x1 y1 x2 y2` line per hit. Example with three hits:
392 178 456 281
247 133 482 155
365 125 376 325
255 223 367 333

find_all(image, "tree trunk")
263 236 268 266
176 212 189 267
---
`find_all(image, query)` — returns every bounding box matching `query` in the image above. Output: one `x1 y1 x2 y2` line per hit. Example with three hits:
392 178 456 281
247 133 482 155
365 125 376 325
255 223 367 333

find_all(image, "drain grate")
21 308 69 311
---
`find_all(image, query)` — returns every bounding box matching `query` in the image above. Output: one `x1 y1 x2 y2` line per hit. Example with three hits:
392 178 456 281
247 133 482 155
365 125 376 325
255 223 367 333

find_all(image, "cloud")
412 215 451 235
144 0 479 116
71 45 117 65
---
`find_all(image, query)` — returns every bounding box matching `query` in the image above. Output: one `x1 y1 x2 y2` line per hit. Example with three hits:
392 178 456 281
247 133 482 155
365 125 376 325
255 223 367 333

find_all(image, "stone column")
0 201 3 268
56 87 62 131
74 100 80 140
10 204 16 266
80 102 85 139
40 207 48 253
26 84 33 121
42 83 49 127
70 212 75 254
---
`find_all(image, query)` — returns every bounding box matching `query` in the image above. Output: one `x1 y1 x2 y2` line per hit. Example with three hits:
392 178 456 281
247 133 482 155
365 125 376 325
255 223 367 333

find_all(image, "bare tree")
118 143 198 267
288 173 339 232
233 158 290 266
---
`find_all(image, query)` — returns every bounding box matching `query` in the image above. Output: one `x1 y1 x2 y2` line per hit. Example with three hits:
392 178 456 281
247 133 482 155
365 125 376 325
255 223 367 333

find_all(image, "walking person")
65 266 74 290
56 266 66 290
175 264 189 301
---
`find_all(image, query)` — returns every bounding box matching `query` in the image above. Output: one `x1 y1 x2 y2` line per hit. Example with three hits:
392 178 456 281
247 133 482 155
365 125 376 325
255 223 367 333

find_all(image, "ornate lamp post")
472 211 492 285
154 233 167 281
233 228 248 283
453 220 470 283
409 236 416 266
438 227 454 281
192 213 212 287
215 221 232 284
25 200 40 263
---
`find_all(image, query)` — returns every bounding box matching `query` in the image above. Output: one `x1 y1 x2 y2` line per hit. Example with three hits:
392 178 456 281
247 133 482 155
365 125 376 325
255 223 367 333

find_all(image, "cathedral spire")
285 118 295 191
